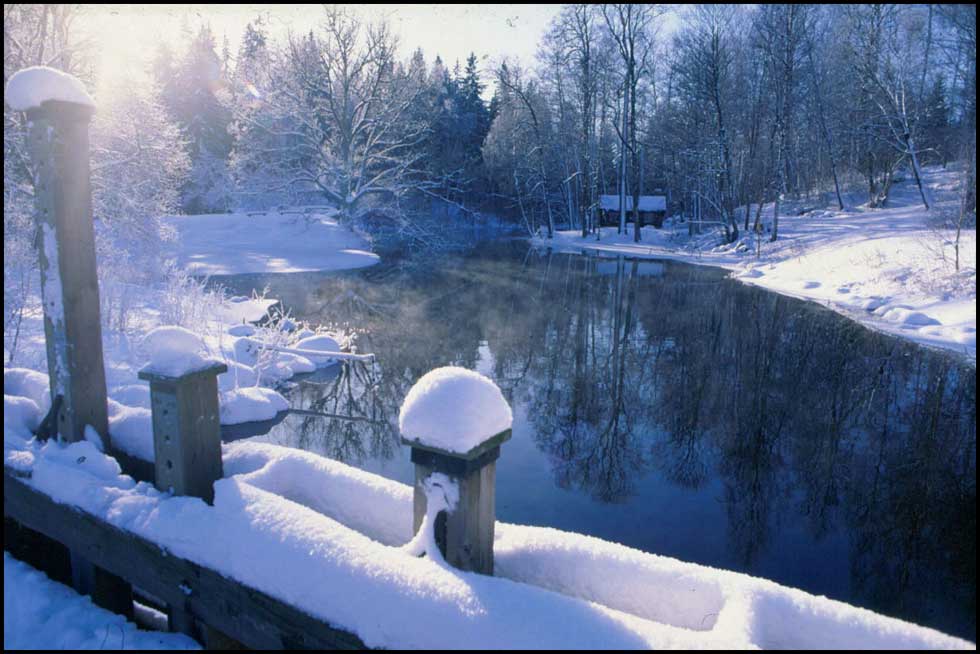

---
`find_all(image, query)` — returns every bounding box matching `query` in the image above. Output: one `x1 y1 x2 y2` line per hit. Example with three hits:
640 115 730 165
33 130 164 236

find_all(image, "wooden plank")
4 470 366 650
28 102 109 446
3 516 73 585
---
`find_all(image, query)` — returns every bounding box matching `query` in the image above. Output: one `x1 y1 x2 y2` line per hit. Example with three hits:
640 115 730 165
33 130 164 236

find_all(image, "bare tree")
602 3 663 242
674 5 741 242
755 4 809 241
235 7 429 221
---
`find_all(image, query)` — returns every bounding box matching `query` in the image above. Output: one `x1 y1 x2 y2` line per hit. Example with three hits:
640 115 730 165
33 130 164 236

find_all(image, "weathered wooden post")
8 66 133 617
399 367 513 575
138 363 227 503
22 85 109 445
139 359 240 647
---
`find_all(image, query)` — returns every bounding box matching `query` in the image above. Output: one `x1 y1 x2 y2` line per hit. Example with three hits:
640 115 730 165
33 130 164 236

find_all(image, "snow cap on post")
399 366 512 458
5 66 95 113
138 326 226 380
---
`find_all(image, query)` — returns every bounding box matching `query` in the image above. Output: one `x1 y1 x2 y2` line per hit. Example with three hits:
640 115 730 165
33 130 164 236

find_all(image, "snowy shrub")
158 264 228 332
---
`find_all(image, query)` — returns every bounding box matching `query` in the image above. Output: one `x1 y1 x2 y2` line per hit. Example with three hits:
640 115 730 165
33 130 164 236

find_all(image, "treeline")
220 5 977 245
491 4 976 242
144 12 497 226
4 5 977 245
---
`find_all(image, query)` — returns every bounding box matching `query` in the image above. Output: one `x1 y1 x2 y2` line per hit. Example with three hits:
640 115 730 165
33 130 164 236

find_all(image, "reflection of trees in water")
289 361 399 464
256 243 974 638
522 255 650 502
843 359 977 635
502 248 973 634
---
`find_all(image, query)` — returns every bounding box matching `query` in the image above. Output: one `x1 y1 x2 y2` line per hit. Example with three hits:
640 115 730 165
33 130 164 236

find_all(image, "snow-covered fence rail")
2 470 366 649
4 364 515 649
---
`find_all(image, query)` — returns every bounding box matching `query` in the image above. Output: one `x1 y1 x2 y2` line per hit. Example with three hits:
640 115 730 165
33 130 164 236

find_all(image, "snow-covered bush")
158 264 229 334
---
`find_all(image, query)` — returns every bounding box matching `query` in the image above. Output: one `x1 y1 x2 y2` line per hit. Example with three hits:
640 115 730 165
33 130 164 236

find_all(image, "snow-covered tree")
155 24 234 213
233 7 429 221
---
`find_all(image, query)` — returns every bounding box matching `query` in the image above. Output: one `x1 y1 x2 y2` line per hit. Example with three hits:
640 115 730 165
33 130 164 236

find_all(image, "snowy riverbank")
161 208 379 276
535 167 976 360
5 206 381 463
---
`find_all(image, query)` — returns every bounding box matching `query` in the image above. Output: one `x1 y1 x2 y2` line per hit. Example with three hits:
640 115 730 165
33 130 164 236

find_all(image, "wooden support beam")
4 470 366 650
25 97 133 619
27 100 109 446
139 362 235 644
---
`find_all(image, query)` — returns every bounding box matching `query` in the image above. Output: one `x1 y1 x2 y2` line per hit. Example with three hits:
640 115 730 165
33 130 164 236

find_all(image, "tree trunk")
618 87 628 235
905 132 930 209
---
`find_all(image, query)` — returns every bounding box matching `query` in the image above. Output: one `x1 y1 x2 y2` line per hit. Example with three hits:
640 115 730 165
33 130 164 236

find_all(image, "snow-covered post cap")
5 66 96 118
398 366 513 460
136 326 227 381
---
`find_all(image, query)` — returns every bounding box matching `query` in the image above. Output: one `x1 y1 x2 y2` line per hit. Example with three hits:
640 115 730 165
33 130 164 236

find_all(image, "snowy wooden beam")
8 65 133 620
399 367 513 575
14 69 107 447
256 343 375 362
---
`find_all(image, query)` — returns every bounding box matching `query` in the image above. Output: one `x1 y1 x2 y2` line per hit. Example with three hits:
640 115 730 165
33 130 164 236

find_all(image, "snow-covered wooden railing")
3 470 367 649
4 361 515 648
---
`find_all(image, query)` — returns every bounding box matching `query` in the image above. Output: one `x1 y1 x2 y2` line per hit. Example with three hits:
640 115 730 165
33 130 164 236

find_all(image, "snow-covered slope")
162 209 379 276
538 167 976 359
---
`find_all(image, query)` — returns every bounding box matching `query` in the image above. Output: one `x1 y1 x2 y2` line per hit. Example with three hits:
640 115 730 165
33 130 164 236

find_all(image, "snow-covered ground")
537 167 976 360
161 209 379 276
4 552 199 650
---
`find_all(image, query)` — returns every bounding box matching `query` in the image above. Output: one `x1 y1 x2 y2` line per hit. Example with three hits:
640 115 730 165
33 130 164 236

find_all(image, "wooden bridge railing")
5 354 511 648
3 469 367 649
4 72 511 649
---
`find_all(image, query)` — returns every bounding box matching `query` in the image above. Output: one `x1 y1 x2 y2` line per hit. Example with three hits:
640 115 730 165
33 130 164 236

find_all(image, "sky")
79 4 561 96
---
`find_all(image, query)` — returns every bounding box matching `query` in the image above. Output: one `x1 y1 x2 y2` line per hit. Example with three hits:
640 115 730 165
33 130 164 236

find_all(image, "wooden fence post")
404 430 511 575
27 100 109 445
139 362 241 647
25 96 134 618
138 363 227 503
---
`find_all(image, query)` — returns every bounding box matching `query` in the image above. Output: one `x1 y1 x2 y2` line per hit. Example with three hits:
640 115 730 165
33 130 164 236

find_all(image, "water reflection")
217 242 976 640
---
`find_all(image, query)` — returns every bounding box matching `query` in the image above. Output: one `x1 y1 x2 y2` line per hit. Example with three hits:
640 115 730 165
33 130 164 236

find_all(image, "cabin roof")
599 194 666 212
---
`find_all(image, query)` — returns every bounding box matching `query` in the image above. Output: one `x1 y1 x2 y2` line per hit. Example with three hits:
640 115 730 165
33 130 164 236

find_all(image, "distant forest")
4 5 976 247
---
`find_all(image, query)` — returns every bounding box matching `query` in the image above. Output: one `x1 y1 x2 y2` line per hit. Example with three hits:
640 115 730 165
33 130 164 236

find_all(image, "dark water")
218 240 976 640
